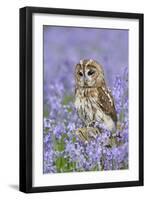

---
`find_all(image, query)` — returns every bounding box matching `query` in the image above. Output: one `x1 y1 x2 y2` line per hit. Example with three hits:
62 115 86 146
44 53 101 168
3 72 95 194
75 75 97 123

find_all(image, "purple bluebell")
43 26 129 173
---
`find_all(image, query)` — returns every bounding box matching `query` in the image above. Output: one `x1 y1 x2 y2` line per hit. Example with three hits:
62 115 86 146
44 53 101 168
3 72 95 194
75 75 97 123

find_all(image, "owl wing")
97 86 117 123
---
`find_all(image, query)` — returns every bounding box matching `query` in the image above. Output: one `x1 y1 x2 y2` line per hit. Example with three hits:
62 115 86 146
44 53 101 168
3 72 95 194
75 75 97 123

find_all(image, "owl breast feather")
75 87 116 132
75 88 100 125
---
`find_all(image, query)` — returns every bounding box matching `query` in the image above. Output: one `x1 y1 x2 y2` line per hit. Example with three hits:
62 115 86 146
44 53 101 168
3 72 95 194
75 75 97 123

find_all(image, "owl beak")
84 77 88 85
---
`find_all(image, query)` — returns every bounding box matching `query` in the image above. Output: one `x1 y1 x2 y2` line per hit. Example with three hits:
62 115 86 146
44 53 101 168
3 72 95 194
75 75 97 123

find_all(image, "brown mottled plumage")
75 59 117 135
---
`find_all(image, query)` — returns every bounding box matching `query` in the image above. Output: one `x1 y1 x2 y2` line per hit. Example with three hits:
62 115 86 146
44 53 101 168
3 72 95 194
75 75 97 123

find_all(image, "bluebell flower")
43 26 129 173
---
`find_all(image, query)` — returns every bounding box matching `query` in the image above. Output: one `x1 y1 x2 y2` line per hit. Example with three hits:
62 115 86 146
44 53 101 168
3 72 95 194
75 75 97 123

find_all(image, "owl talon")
87 120 96 128
75 127 100 142
75 128 89 142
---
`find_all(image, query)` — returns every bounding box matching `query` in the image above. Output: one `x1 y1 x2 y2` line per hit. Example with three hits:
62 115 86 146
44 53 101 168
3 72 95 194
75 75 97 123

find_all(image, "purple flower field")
43 26 128 173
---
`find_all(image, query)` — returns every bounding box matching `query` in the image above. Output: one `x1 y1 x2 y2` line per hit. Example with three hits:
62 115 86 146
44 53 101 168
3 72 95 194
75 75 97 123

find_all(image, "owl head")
75 59 105 88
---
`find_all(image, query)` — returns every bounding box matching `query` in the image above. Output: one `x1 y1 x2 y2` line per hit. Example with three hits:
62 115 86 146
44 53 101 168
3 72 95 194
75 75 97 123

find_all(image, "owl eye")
88 70 95 76
79 72 83 76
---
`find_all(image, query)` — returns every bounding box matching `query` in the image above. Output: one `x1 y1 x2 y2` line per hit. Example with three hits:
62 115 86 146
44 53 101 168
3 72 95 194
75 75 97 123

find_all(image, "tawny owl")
75 59 117 135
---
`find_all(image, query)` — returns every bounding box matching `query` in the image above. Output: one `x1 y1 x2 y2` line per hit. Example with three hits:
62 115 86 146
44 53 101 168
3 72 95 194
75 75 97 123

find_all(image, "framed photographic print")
19 6 144 193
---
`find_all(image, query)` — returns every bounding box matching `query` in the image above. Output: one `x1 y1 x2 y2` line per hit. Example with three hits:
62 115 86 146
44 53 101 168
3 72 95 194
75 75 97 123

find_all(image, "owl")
75 59 117 136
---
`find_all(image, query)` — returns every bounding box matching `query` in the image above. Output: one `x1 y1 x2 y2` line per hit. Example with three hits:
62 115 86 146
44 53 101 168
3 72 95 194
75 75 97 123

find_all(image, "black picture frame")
19 6 144 193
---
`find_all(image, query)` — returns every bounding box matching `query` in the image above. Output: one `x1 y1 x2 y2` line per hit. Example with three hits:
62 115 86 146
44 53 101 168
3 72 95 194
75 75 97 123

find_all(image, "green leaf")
91 164 98 171
43 104 49 118
54 141 65 152
72 136 76 143
119 110 124 122
54 134 68 152
62 95 74 105
55 157 62 171
44 127 49 134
